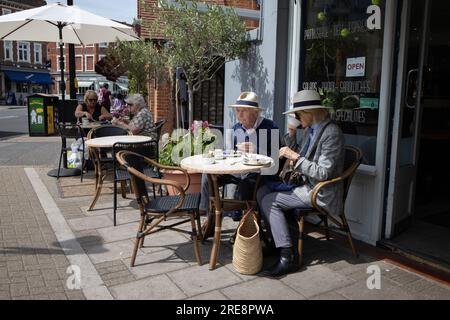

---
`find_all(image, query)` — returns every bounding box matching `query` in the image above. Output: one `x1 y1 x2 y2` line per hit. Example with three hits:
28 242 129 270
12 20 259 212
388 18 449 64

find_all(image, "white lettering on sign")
346 57 366 77
367 5 381 30
332 109 367 124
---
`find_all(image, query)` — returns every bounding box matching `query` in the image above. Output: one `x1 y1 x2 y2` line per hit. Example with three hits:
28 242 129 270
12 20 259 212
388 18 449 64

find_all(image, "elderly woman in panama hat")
257 89 345 277
199 91 281 236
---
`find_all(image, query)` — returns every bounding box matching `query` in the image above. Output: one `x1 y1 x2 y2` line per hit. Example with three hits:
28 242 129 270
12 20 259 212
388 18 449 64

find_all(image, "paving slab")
68 215 113 231
110 274 187 300
336 277 427 300
221 277 306 300
124 248 190 279
97 222 138 243
189 290 229 300
168 263 242 297
280 264 355 298
84 239 139 264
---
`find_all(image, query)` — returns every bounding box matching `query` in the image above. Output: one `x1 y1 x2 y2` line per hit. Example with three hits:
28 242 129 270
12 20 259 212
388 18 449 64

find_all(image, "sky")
45 0 137 24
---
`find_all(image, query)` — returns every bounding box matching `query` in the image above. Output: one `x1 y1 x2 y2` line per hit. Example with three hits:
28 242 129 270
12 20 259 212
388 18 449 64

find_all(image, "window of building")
16 83 29 93
18 42 30 62
99 42 108 48
75 55 83 71
85 55 94 71
2 8 12 15
34 43 42 64
77 83 95 96
300 0 385 166
4 41 12 61
98 54 106 62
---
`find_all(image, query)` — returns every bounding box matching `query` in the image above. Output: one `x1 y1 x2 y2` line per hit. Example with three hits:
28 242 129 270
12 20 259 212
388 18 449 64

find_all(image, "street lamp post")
67 0 76 100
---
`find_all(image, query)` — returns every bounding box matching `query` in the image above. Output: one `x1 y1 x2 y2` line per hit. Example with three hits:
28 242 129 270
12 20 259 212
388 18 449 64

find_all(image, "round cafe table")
85 135 153 211
180 154 274 270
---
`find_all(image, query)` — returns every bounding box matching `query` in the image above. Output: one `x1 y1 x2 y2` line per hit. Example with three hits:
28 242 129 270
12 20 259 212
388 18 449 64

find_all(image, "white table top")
85 135 152 148
180 154 274 175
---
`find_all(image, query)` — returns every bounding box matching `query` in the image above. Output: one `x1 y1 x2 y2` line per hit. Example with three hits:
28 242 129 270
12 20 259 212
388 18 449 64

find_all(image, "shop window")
301 0 385 165
16 83 29 93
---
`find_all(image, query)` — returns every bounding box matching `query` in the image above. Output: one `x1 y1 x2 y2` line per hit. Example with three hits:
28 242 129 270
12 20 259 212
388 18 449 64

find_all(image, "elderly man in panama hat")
256 89 345 277
200 91 281 237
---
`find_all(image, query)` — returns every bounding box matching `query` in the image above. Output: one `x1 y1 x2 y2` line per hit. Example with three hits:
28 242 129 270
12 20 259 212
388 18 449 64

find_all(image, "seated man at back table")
200 91 282 236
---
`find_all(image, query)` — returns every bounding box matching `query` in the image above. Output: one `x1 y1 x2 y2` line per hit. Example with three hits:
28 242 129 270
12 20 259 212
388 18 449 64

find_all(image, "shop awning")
3 70 52 85
77 81 94 88
116 83 128 90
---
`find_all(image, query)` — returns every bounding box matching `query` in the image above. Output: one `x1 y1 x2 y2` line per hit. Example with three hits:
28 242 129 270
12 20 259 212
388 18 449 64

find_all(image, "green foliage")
107 40 168 98
159 121 216 166
157 0 248 92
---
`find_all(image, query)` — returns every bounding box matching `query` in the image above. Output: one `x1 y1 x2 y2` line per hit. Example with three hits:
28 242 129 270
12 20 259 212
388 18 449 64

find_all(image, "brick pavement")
0 167 85 300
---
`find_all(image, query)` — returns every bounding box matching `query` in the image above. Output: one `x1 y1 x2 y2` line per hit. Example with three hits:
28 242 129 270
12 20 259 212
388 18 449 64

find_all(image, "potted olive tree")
159 121 216 194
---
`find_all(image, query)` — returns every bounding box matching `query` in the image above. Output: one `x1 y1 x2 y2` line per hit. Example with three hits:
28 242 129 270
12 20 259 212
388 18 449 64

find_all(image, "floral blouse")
130 107 156 139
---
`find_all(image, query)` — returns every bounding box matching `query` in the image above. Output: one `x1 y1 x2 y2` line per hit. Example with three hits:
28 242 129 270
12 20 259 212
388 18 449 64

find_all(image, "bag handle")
304 120 332 160
237 201 258 227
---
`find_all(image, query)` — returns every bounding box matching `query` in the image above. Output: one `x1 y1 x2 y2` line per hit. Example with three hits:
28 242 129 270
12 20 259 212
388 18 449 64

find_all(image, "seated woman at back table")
113 93 156 139
74 90 112 122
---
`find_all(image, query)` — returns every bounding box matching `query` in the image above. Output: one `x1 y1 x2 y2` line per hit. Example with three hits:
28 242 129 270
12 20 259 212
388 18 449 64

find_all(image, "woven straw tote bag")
232 208 263 275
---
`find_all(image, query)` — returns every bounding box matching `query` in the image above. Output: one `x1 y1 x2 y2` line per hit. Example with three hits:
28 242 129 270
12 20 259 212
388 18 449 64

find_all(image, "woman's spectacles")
88 98 97 102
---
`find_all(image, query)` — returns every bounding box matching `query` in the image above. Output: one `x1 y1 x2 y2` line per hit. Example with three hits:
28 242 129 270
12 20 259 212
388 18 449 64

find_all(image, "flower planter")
161 168 202 195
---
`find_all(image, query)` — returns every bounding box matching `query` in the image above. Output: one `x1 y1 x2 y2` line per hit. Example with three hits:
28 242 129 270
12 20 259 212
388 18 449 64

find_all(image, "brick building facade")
0 0 50 105
138 0 260 134
47 41 129 102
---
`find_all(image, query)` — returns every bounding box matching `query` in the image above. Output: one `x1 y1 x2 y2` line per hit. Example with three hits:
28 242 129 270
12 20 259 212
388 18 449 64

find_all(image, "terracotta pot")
161 168 202 195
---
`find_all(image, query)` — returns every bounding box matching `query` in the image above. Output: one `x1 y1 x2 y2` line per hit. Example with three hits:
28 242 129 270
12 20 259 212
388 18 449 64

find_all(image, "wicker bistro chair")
56 123 85 181
116 150 203 267
112 140 160 226
294 145 363 266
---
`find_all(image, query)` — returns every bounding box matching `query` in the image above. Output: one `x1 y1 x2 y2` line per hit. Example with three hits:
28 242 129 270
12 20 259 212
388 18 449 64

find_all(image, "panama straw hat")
228 91 262 110
283 89 330 115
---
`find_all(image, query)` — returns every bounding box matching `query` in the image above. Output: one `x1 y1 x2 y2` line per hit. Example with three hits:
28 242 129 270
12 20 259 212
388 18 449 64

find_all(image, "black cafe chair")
112 140 160 226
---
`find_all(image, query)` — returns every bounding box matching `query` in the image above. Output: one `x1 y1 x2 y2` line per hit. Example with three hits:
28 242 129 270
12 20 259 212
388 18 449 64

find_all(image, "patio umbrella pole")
47 23 81 177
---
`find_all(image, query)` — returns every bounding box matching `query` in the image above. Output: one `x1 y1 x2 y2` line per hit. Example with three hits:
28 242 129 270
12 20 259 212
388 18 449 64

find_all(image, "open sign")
346 57 366 77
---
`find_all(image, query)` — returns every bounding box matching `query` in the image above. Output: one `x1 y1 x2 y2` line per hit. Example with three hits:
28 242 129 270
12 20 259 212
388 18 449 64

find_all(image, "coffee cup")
82 118 89 126
214 149 224 160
